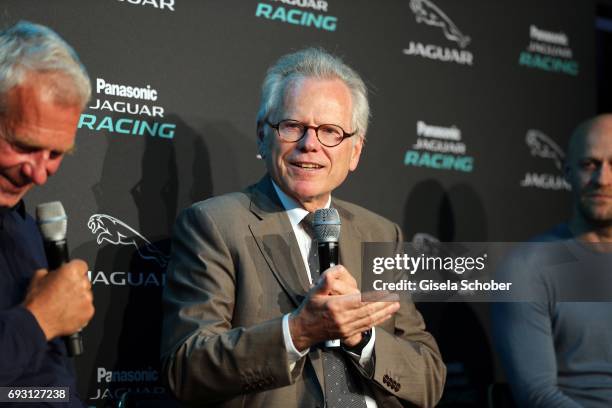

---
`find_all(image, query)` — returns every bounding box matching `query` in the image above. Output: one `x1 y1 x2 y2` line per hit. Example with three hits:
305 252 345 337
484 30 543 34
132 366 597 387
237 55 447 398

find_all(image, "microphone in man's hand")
313 208 341 271
314 208 342 348
36 201 84 357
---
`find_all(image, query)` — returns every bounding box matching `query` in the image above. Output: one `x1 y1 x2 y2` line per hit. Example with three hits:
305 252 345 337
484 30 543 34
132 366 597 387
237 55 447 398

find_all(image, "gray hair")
0 21 91 112
256 47 370 139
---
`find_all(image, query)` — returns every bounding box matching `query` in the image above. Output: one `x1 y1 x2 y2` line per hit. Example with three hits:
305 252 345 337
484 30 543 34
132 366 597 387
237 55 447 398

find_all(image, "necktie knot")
301 212 316 239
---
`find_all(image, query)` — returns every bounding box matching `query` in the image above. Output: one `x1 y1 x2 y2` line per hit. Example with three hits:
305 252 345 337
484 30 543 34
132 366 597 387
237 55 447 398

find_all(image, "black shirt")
0 201 83 407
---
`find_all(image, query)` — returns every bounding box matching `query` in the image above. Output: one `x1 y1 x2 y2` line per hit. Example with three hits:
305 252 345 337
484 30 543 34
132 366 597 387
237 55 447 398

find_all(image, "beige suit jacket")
161 176 445 407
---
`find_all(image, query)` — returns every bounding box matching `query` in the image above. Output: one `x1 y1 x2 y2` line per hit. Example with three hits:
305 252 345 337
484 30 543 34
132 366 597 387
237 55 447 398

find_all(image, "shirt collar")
0 200 26 229
14 200 26 219
271 181 331 228
0 200 25 218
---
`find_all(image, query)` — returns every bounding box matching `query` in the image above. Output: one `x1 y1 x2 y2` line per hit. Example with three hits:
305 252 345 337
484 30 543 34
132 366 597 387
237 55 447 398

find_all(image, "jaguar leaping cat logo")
525 129 565 171
410 0 471 48
87 214 169 268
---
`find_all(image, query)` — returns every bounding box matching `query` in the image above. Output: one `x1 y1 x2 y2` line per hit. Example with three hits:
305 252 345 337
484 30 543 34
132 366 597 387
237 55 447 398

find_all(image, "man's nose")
594 162 612 186
298 127 320 151
22 151 52 185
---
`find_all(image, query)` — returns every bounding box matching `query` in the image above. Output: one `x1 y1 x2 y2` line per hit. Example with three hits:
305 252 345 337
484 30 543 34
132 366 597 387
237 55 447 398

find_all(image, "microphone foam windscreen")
36 201 67 241
313 208 341 243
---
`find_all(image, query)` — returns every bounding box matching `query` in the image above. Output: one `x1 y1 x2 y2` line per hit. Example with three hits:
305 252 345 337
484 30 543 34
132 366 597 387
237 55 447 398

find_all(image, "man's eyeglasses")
266 119 356 147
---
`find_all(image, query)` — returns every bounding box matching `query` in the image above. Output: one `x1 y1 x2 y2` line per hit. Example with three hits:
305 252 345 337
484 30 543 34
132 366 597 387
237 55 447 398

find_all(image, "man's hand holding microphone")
289 265 400 351
289 208 400 352
24 201 94 355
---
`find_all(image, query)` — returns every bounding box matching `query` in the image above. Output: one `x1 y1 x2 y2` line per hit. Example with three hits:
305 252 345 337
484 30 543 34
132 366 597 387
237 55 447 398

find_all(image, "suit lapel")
335 201 363 289
248 176 310 308
248 182 364 398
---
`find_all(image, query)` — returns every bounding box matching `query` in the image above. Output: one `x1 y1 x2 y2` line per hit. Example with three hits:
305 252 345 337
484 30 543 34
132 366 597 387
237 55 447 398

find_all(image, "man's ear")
256 121 265 142
563 159 572 183
349 136 364 172
256 121 266 159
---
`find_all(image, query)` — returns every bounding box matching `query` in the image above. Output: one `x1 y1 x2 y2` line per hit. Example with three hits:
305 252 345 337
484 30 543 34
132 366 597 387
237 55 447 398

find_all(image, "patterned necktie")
301 214 367 408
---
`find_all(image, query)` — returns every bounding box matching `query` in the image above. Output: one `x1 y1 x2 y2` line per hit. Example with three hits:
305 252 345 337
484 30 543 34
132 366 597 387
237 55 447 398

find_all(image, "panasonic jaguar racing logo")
404 120 474 172
520 129 570 191
116 0 175 11
519 25 578 76
80 78 176 139
255 0 338 32
404 0 473 65
88 214 169 267
409 0 470 48
91 367 163 401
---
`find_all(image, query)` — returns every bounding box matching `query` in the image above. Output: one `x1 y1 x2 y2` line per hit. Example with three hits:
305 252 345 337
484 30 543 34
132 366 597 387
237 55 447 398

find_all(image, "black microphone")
36 201 84 357
313 208 341 348
313 208 341 271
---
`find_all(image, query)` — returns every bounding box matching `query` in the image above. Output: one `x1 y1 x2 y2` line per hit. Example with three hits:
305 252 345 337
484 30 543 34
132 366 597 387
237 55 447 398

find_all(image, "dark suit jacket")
161 176 445 407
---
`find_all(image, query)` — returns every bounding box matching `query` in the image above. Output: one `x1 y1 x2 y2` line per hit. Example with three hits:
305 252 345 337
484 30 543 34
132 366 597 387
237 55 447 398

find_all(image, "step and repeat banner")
2 0 596 406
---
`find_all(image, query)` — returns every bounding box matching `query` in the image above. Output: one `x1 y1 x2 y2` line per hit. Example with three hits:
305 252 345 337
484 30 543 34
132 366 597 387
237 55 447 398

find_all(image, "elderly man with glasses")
161 48 445 408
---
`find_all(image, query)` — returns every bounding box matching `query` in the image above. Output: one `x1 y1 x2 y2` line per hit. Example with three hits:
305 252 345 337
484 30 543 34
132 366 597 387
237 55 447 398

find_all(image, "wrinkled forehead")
277 74 351 108
280 75 353 120
0 76 81 151
278 75 308 111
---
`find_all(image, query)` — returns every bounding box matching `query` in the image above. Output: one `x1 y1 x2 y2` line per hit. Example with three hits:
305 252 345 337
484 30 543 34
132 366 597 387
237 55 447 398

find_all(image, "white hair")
0 20 91 112
257 47 369 139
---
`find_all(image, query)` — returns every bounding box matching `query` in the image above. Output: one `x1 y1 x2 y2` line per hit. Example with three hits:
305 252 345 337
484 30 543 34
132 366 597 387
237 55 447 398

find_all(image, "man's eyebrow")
578 156 602 164
9 137 41 150
10 134 75 155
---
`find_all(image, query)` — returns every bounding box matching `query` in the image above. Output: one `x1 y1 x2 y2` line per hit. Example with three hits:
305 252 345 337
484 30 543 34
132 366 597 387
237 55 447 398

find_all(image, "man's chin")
0 189 28 209
579 204 612 228
291 190 330 210
284 182 323 199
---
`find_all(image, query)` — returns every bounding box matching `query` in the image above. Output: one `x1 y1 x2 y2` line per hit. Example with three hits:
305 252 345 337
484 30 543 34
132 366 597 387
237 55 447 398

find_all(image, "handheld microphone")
313 208 341 348
36 201 84 357
313 208 341 270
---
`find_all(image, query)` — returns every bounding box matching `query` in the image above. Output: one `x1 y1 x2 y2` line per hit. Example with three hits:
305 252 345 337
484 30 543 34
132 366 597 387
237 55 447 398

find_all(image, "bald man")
492 114 612 407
